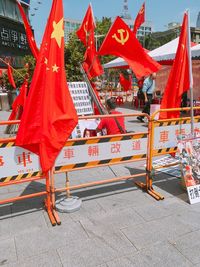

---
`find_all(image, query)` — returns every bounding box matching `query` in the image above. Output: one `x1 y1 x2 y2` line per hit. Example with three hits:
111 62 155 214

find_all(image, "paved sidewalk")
1 106 200 267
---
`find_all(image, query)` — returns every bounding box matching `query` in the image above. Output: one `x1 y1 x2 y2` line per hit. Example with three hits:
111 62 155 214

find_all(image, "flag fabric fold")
98 16 161 79
16 0 78 173
83 31 104 79
16 0 39 60
133 2 145 35
8 79 28 121
76 4 95 47
160 12 190 119
119 73 132 91
7 63 16 89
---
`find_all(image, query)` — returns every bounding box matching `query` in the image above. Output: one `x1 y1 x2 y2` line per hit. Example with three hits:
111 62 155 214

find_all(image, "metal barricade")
140 106 200 201
0 120 58 226
50 113 153 224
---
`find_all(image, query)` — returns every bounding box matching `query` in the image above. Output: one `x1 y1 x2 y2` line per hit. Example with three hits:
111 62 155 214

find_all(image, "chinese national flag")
160 12 190 119
83 31 104 79
16 0 39 60
7 63 16 89
133 2 145 35
76 4 95 47
8 79 28 121
119 73 131 91
98 16 161 79
16 0 78 173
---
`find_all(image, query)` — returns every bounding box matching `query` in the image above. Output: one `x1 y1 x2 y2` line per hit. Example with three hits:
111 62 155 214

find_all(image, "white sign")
177 137 200 204
0 137 148 179
0 146 40 178
187 185 200 204
55 137 147 168
68 82 93 116
154 122 200 150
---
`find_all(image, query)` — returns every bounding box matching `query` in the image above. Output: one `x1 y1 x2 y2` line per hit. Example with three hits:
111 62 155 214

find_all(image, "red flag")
16 0 78 173
83 31 104 79
16 0 39 60
133 2 145 35
98 16 161 79
7 63 16 89
160 13 190 119
8 79 28 121
119 73 132 91
76 4 95 46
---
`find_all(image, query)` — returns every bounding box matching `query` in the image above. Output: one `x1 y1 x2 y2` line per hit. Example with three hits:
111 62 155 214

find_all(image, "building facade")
0 0 31 69
196 12 200 28
64 18 81 44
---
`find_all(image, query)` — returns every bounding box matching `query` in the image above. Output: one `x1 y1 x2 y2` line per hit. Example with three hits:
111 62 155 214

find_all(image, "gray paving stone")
10 210 47 236
107 241 192 267
0 216 14 241
122 213 198 250
132 196 190 222
180 244 200 265
77 220 137 256
0 238 17 266
4 250 62 267
173 230 200 265
58 235 133 267
15 220 88 260
80 205 144 233
69 199 106 222
106 256 138 267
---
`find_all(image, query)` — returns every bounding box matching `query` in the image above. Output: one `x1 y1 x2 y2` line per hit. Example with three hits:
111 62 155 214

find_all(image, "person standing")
96 97 126 135
137 73 156 122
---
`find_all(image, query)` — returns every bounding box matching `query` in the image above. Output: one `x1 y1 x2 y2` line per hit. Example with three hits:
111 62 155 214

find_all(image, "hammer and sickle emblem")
112 29 129 45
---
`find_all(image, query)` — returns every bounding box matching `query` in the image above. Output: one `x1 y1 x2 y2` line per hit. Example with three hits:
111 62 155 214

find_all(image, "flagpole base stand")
55 196 82 213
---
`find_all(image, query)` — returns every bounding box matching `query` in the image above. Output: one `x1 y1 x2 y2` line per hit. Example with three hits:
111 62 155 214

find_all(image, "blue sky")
30 0 199 46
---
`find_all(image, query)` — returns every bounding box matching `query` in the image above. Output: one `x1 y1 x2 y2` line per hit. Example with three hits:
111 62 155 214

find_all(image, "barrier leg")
50 169 61 225
135 118 164 201
44 172 56 226
146 119 164 200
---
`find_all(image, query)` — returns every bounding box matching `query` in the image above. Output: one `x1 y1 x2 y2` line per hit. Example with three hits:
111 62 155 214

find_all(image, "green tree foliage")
65 32 85 81
2 55 36 91
65 17 114 81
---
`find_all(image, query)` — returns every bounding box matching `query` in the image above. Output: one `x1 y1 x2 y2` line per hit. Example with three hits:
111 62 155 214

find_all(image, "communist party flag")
7 63 16 89
119 73 131 91
160 12 191 119
98 16 161 79
16 0 78 173
8 79 28 121
76 4 95 46
16 0 39 60
83 31 104 79
133 2 145 35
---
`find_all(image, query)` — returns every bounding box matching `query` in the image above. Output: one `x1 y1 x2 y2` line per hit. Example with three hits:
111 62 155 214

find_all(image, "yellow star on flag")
44 57 48 65
51 18 64 48
52 64 59 72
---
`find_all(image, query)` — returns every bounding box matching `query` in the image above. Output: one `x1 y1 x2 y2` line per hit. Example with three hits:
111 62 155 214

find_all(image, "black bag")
137 89 145 100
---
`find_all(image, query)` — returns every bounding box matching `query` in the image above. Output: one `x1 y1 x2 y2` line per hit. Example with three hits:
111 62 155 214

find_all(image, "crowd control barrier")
141 106 200 201
49 113 155 225
0 120 59 226
3 108 195 225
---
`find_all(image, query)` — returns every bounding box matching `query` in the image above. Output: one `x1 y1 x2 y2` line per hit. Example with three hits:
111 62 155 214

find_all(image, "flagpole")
0 58 25 79
187 9 194 135
80 64 106 115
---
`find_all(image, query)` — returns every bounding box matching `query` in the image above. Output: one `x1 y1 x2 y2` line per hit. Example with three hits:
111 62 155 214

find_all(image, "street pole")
187 9 194 135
